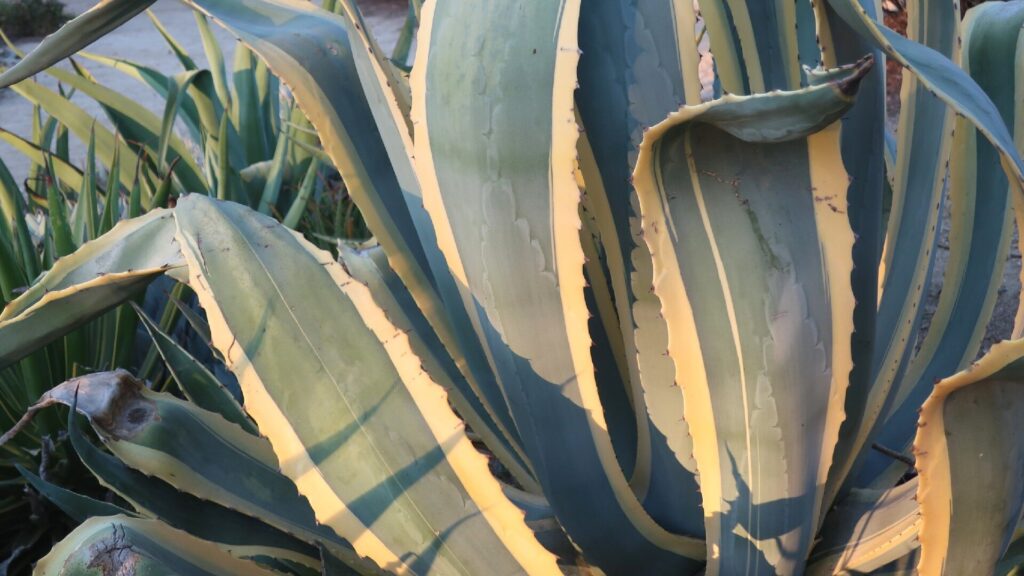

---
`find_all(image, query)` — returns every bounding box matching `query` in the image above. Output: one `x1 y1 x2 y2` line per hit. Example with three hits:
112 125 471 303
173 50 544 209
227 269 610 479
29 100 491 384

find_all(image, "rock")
0 46 18 70
0 47 18 94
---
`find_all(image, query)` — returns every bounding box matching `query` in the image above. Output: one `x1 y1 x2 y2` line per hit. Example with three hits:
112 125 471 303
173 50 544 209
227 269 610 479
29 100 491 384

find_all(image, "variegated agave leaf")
34 515 277 576
915 340 1024 575
632 60 865 575
0 194 561 574
0 209 183 371
862 0 1024 490
173 195 558 574
4 0 1024 574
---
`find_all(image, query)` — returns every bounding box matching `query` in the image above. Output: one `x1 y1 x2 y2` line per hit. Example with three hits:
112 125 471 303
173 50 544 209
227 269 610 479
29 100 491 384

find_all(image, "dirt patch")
0 0 408 186
87 525 141 576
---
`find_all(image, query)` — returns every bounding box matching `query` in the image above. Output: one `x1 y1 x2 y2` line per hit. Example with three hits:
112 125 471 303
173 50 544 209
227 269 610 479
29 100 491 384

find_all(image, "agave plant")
2 0 1024 574
0 5 389 569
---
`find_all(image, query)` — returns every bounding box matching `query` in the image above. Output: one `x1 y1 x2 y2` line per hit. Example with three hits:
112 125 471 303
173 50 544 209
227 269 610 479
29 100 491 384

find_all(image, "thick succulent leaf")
633 67 865 573
132 302 256 434
698 0 806 93
325 0 412 132
575 0 705 533
184 0 432 298
995 534 1024 576
810 0 888 519
35 370 374 572
34 515 275 576
576 202 640 480
827 0 959 503
860 550 921 576
915 340 1024 575
67 403 322 570
180 1 522 457
823 0 1024 184
861 0 1024 487
0 210 182 369
0 0 156 88
414 0 707 572
806 480 920 574
337 244 538 493
173 195 559 575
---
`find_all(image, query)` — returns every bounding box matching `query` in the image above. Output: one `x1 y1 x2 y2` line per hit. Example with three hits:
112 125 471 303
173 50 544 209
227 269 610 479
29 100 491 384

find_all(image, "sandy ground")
0 0 407 185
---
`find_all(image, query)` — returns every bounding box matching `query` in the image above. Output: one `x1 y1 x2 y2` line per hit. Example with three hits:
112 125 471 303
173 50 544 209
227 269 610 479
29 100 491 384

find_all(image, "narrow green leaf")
80 128 100 242
258 107 292 215
283 159 318 229
194 12 231 111
0 0 157 89
17 464 131 522
38 64 208 195
80 51 205 143
99 136 123 235
45 158 75 258
67 407 321 569
146 9 198 70
232 44 269 165
132 302 256 434
0 128 87 194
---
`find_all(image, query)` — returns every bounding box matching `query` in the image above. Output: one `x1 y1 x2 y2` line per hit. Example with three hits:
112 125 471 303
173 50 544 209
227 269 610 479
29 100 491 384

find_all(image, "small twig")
39 436 55 483
871 442 915 467
0 399 56 447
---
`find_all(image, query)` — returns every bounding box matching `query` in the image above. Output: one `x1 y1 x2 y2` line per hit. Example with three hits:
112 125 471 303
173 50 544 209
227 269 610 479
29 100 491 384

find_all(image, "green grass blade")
194 12 231 110
146 9 198 70
282 158 318 229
